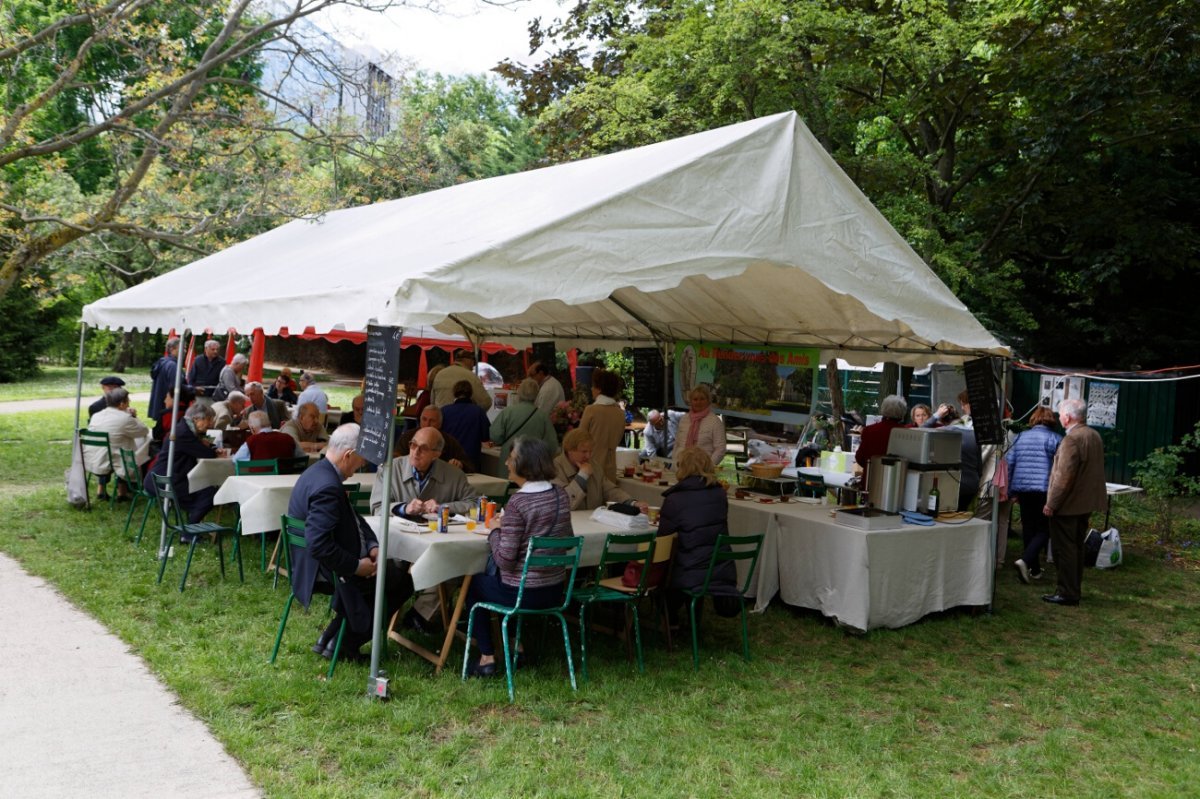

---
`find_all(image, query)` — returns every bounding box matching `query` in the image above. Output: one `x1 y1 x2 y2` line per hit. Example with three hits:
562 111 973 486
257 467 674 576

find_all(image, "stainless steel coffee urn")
867 455 908 513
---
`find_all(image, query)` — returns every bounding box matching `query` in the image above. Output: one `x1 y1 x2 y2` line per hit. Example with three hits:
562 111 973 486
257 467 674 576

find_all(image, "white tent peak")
83 110 1007 365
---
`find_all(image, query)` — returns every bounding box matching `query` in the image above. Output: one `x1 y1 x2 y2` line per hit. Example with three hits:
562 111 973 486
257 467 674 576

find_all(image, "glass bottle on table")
927 477 941 516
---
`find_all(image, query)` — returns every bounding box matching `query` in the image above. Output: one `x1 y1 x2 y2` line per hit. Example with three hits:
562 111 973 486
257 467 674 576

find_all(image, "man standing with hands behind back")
1042 398 1107 606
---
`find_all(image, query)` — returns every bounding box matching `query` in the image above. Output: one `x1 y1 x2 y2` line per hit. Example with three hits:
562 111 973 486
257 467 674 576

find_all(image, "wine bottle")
927 477 941 515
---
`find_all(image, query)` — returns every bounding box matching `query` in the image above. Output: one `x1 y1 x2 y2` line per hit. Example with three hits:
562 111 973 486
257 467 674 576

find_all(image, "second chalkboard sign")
632 348 665 409
358 325 402 465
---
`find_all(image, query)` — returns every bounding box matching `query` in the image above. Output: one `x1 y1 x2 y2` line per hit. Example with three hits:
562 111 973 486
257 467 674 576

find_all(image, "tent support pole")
72 323 88 508
987 357 1011 616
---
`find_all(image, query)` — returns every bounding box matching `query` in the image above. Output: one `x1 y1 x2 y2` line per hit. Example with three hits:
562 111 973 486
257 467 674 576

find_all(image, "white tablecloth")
369 510 620 592
214 471 509 536
615 477 990 632
186 452 323 493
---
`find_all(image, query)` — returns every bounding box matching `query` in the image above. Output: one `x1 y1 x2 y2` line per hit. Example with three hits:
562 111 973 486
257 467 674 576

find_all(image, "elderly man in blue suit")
287 424 412 662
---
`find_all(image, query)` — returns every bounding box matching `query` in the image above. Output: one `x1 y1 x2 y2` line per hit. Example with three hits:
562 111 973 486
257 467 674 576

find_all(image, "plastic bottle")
927 477 941 516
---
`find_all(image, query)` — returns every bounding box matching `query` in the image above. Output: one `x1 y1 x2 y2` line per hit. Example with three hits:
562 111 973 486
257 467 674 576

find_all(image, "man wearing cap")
186 339 226 405
148 338 180 421
89 376 126 419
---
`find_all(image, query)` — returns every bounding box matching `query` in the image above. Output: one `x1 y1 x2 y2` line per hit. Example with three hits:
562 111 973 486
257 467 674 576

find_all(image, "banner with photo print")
674 341 818 425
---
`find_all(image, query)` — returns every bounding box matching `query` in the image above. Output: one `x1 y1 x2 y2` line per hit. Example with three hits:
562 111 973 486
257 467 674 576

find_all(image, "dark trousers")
334 560 414 651
182 486 217 524
465 572 563 656
1017 491 1050 573
1049 512 1091 602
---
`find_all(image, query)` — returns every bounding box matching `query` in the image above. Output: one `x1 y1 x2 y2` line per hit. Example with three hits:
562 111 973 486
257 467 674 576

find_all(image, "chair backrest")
152 473 188 531
700 533 765 596
280 514 306 577
652 533 677 565
80 428 113 471
345 489 372 515
278 455 310 475
595 531 658 593
514 535 583 611
234 458 279 476
117 448 141 491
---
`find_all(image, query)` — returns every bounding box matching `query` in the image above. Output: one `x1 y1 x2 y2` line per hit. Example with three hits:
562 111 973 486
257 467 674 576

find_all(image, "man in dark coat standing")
287 424 412 661
1042 398 1108 606
147 337 179 421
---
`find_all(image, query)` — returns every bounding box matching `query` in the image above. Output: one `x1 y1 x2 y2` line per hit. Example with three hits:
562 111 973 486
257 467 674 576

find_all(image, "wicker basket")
749 462 785 479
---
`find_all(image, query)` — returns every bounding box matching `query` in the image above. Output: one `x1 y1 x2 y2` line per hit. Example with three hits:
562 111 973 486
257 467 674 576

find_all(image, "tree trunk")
826 358 844 450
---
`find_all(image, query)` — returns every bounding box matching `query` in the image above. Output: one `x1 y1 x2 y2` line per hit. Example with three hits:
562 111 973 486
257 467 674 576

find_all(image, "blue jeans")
465 571 563 656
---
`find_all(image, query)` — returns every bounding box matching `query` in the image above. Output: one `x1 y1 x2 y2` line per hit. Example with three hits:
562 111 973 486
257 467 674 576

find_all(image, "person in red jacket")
854 395 908 487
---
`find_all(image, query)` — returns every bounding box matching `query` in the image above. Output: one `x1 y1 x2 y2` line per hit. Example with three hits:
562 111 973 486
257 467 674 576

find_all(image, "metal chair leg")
270 594 295 663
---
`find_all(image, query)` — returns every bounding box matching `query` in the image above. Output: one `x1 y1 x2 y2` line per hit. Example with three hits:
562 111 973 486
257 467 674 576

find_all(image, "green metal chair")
78 428 116 509
233 458 280 571
462 535 584 702
573 531 659 681
682 533 765 670
152 474 243 592
116 448 155 543
595 532 678 653
345 488 372 515
234 458 279 475
270 514 346 681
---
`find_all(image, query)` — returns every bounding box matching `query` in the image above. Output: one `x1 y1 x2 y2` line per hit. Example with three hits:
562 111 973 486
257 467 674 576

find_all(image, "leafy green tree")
0 0 414 299
499 0 1200 368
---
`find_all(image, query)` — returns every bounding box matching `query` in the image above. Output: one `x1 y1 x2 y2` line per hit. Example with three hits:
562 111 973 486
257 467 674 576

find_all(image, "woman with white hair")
489 378 559 472
854 394 908 488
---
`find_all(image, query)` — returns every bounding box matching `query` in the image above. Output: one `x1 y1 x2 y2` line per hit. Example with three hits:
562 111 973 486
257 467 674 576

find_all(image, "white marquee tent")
83 111 1008 366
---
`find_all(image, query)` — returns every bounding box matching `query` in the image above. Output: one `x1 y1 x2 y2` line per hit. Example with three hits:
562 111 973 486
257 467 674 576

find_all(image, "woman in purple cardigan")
465 437 573 677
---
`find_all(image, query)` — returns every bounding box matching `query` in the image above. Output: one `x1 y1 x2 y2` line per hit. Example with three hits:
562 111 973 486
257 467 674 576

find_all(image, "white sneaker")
1014 559 1030 585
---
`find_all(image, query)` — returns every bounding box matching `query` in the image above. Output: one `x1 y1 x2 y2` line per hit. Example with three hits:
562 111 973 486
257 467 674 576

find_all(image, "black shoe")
466 659 497 678
513 651 534 671
96 493 111 502
403 608 434 635
1041 593 1079 606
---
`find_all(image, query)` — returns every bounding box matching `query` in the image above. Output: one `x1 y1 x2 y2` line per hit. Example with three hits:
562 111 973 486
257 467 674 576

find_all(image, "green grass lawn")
2 401 1199 796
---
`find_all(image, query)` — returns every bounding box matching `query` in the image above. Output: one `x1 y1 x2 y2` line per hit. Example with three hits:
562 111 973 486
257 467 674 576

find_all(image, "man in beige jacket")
1042 398 1108 606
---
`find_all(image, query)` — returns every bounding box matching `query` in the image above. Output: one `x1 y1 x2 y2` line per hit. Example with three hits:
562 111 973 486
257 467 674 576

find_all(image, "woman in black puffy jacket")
658 446 739 617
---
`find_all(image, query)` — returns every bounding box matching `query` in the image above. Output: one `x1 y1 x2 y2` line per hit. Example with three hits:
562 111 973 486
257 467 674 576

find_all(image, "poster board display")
358 325 402 465
1038 373 1085 412
673 341 818 425
1087 381 1119 428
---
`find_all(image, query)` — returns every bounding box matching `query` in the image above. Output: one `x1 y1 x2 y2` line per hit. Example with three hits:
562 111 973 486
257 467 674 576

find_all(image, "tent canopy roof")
83 111 1008 366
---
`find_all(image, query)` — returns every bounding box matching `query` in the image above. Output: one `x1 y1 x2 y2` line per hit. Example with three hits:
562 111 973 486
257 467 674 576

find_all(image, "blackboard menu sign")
531 340 557 378
358 325 402 465
964 356 1004 445
632 347 665 409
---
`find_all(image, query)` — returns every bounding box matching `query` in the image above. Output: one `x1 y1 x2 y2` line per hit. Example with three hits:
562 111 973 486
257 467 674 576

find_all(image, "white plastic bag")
65 433 88 508
1095 527 1123 569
